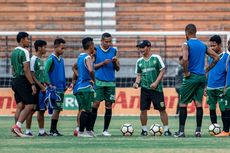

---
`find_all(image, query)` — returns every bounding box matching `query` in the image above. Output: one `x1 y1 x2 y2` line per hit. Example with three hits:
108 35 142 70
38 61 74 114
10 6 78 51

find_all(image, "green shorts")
206 88 225 111
53 92 64 111
224 87 230 109
94 86 115 103
75 87 95 111
180 73 206 104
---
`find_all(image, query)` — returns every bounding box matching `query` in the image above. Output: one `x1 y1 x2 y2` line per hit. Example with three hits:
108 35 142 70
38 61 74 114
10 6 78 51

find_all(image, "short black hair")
54 38 66 47
209 35 222 45
16 32 29 43
185 24 197 35
179 56 183 60
34 40 47 52
101 32 112 40
82 37 93 50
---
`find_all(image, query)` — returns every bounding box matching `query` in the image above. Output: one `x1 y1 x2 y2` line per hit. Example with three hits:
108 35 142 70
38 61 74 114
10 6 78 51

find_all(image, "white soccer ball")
149 124 163 136
208 123 221 135
121 123 134 136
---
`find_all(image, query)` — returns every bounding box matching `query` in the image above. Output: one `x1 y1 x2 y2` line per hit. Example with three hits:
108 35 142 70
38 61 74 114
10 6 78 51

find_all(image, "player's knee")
140 110 147 115
179 103 187 107
26 104 35 110
195 102 202 107
17 103 24 110
159 109 166 114
93 101 100 108
105 102 112 108
37 113 44 121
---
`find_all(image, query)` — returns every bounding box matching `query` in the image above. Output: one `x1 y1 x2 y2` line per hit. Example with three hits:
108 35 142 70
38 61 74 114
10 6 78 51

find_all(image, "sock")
163 125 169 132
91 107 98 131
176 102 180 115
16 122 22 128
221 111 226 132
26 129 31 134
85 111 92 131
209 109 217 124
225 110 230 132
50 119 58 132
79 111 88 132
75 127 79 131
141 125 147 131
104 108 112 131
39 128 45 134
179 107 187 133
196 107 203 132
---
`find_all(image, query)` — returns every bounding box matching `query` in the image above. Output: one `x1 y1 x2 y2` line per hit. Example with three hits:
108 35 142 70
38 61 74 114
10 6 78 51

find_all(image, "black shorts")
11 76 36 105
140 87 166 111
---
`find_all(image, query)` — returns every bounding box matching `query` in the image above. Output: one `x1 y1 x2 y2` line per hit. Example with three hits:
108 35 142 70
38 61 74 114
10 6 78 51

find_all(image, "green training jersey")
30 55 49 83
135 54 165 92
11 46 30 78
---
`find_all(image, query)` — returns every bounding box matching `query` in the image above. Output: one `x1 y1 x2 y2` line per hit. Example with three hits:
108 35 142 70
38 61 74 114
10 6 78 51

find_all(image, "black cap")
136 40 151 48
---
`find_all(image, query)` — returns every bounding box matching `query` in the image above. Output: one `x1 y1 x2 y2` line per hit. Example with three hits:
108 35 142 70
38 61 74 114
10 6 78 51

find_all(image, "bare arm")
68 63 78 90
182 43 190 77
150 68 165 89
72 63 78 82
86 57 95 83
205 47 220 73
133 74 141 89
23 62 36 95
94 59 111 70
112 56 120 71
31 72 46 92
224 56 229 95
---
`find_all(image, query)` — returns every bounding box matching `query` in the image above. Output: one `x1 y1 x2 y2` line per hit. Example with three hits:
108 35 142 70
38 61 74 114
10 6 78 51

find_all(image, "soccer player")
11 32 37 137
220 50 230 136
72 37 95 137
133 40 172 136
174 24 219 137
70 64 81 136
71 45 96 136
91 32 120 136
175 56 183 117
29 40 51 136
45 38 66 136
206 35 229 137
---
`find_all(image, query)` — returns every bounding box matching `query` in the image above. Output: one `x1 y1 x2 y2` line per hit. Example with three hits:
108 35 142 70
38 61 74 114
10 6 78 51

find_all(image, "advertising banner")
0 88 219 116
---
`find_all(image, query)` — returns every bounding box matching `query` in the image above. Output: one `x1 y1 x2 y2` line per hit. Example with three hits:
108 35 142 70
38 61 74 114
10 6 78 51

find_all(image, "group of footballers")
10 32 120 137
11 32 67 137
174 24 230 137
10 23 230 138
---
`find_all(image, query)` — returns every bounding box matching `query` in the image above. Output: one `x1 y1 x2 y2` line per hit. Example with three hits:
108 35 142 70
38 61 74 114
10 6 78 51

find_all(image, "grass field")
0 116 230 153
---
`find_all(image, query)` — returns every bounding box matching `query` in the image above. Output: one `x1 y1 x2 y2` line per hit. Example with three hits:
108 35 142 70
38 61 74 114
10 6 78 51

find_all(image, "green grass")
0 116 230 153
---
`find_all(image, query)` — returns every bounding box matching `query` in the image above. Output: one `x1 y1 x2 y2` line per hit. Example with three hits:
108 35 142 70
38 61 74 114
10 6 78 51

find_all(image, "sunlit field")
0 116 230 153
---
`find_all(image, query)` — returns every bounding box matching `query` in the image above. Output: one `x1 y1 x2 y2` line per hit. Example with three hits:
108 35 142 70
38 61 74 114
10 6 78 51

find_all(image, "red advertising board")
0 88 219 116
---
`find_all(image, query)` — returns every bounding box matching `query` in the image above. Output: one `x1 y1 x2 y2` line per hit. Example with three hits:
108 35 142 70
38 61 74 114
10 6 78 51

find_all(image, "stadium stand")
0 0 230 87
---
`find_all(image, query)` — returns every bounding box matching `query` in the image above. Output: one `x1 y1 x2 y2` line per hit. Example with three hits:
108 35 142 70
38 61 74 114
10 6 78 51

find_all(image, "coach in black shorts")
11 32 37 137
133 40 171 136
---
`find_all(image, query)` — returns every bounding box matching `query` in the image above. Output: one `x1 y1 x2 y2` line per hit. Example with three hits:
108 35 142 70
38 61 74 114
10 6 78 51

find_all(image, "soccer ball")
120 123 134 136
149 124 163 136
208 123 221 135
